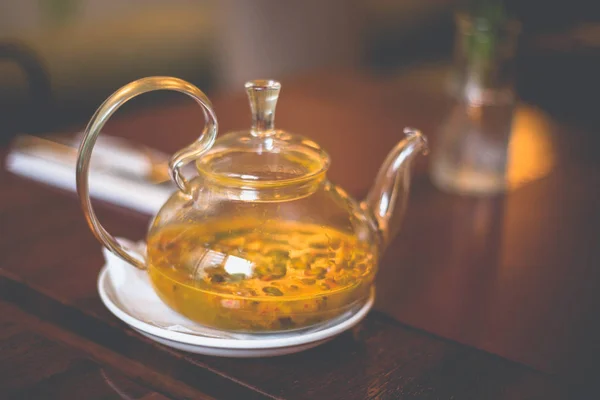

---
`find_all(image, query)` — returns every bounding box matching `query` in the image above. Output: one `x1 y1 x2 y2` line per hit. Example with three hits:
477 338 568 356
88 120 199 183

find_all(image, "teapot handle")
76 76 218 270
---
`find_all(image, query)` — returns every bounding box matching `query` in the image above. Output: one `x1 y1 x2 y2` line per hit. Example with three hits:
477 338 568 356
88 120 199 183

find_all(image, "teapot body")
76 77 427 334
146 175 380 332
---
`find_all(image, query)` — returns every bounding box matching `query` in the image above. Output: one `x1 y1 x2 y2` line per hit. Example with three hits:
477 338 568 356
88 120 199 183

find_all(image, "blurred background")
0 0 598 141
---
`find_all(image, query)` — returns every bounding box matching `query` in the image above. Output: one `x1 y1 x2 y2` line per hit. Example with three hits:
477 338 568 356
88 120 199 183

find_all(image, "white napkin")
5 135 175 215
102 238 358 340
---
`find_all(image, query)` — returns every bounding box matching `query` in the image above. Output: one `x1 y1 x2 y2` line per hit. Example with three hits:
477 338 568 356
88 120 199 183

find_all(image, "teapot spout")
361 128 428 250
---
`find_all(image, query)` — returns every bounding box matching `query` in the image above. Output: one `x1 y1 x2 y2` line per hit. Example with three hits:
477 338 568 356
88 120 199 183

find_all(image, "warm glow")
507 107 556 189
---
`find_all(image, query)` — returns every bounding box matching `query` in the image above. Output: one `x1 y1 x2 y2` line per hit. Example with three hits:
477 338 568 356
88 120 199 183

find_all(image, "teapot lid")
195 80 330 188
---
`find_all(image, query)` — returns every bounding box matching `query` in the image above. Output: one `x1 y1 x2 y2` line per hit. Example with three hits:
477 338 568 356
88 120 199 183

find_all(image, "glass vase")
431 12 521 196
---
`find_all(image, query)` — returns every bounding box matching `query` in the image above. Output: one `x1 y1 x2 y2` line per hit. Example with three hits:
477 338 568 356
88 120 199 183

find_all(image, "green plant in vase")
456 0 518 101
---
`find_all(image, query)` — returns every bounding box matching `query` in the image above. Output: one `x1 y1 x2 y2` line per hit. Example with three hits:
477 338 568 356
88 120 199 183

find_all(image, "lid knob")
245 80 281 137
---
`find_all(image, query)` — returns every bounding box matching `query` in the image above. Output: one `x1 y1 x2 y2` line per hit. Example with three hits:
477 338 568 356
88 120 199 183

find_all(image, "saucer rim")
97 265 374 350
133 329 335 357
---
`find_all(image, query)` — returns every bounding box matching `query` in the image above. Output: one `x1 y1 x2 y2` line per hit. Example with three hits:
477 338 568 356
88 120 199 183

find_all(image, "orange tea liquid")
147 220 377 332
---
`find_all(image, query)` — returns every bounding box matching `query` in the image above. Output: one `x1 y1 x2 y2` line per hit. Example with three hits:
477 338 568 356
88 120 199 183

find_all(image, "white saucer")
98 266 374 357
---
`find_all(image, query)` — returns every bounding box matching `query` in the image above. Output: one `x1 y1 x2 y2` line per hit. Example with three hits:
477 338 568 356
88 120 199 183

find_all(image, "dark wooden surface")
0 302 173 400
1 65 599 399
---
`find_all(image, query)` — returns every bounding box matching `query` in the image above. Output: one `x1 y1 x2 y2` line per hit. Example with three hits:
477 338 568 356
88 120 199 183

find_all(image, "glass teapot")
76 77 428 333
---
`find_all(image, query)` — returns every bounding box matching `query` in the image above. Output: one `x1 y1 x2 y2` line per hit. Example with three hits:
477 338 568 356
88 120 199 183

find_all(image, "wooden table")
1 66 599 399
